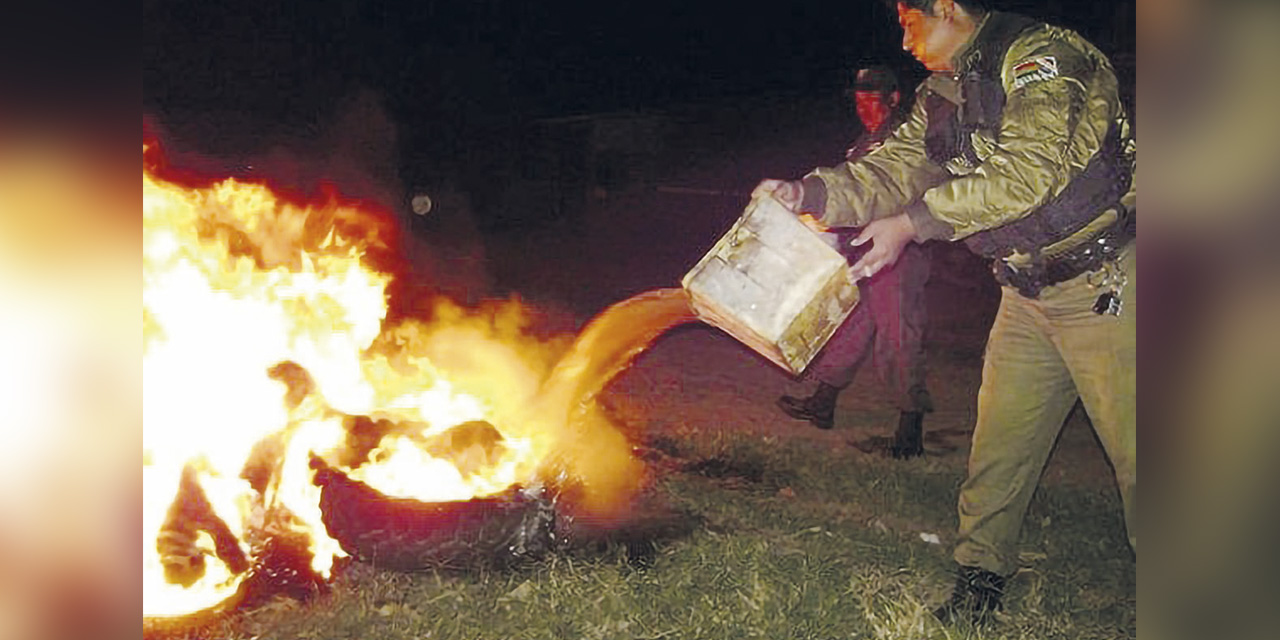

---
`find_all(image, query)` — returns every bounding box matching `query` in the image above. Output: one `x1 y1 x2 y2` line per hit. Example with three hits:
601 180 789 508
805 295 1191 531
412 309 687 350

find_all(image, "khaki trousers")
954 245 1136 575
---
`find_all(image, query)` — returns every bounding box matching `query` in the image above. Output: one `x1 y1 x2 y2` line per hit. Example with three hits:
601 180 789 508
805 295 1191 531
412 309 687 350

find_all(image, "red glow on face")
854 91 894 133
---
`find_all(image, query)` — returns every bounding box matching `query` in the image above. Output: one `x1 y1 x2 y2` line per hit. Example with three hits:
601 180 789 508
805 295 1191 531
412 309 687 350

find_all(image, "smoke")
147 86 492 311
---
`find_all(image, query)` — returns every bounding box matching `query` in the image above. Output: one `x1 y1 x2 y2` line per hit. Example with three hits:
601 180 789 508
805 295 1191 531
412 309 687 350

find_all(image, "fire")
142 142 640 619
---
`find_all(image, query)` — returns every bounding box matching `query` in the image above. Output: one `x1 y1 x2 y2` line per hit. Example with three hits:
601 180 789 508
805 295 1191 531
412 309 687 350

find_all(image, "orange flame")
142 142 641 618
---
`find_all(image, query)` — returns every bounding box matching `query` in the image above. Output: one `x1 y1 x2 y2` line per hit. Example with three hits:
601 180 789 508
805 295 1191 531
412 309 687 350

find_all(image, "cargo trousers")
954 244 1136 576
808 241 933 413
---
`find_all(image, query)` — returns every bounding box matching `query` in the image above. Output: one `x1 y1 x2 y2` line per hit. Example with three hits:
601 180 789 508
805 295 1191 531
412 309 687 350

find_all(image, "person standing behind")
777 66 934 460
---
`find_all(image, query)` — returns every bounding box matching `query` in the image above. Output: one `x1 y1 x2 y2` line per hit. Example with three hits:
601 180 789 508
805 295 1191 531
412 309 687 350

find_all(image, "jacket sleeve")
802 91 949 228
919 29 1122 240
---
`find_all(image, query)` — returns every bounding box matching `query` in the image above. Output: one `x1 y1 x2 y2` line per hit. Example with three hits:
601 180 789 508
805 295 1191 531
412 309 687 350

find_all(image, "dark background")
144 0 1131 120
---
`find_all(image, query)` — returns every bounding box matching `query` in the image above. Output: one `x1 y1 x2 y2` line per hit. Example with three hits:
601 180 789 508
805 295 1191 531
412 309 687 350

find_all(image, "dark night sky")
144 0 1132 124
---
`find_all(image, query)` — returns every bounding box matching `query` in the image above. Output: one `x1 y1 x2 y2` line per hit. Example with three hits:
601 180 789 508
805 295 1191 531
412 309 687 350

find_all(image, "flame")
142 142 641 619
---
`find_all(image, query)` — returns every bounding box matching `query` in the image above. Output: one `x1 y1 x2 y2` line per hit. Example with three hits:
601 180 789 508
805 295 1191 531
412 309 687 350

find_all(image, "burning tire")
311 455 563 571
144 144 699 626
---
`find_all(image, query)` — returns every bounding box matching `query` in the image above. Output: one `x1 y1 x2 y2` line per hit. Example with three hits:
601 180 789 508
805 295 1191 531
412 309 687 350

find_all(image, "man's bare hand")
848 213 917 280
751 179 804 212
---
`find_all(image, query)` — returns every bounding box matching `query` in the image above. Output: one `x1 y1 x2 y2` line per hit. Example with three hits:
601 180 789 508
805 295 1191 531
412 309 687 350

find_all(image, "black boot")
776 383 839 430
890 411 924 459
932 565 1006 625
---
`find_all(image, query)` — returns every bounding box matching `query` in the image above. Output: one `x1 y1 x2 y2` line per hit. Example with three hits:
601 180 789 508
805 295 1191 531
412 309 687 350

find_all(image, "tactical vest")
922 12 1134 296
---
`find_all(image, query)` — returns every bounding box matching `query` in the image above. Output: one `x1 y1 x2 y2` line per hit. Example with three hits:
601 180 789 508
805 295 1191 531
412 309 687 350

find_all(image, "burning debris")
142 140 698 627
156 465 251 588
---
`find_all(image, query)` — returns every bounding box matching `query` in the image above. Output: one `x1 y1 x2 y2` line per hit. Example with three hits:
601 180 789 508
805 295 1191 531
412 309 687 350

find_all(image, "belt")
994 210 1135 298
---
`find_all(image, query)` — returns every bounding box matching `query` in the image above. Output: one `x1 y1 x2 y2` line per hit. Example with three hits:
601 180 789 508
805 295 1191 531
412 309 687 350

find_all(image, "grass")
167 428 1135 640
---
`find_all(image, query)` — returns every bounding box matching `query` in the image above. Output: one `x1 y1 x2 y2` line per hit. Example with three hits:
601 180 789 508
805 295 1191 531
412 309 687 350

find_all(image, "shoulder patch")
1011 55 1059 90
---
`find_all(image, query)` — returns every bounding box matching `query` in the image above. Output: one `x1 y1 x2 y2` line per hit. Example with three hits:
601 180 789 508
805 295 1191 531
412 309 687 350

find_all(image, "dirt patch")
682 456 765 483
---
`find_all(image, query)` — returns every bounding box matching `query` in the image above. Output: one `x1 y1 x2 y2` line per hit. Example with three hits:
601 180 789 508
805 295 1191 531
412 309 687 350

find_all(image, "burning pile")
142 141 653 622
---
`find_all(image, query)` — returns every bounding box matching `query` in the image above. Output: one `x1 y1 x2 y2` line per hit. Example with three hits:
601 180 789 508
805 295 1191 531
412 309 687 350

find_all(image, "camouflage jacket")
801 12 1136 264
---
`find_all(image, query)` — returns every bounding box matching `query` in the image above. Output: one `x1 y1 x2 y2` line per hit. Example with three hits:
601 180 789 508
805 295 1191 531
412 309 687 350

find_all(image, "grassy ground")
185 424 1134 640
151 236 1133 639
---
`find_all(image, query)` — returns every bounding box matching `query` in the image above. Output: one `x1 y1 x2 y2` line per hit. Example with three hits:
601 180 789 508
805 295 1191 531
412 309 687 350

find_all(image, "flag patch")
1011 55 1059 89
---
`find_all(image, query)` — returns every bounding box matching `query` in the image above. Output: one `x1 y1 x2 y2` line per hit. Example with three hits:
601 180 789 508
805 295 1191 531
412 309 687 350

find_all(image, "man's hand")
751 179 804 212
848 213 918 281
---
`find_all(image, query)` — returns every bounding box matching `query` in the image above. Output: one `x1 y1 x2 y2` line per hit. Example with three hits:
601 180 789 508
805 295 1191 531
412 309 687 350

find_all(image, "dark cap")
852 66 899 93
